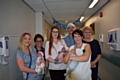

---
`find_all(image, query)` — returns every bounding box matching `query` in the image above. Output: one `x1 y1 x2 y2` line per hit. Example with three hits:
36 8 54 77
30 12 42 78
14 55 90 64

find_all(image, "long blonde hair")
18 33 32 53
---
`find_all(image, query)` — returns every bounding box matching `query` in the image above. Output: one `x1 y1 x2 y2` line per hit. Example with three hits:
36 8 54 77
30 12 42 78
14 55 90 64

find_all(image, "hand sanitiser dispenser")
0 36 9 65
107 28 120 51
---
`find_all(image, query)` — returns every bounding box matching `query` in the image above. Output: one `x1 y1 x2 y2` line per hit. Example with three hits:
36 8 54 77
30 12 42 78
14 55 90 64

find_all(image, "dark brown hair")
34 34 44 42
72 29 83 38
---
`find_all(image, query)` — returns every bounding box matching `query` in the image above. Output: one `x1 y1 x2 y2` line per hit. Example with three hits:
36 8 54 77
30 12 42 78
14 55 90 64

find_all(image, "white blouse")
45 39 68 70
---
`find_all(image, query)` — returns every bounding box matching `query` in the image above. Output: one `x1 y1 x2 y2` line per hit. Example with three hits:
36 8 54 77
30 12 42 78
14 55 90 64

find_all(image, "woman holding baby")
34 34 46 80
64 29 92 80
45 26 68 80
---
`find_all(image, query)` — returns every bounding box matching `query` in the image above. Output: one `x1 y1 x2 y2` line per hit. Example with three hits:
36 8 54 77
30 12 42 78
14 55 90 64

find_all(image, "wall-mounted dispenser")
0 36 9 65
99 34 104 42
107 28 120 51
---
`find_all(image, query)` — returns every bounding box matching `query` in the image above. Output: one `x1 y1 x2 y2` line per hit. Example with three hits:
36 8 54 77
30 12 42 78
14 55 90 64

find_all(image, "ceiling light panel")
45 0 90 10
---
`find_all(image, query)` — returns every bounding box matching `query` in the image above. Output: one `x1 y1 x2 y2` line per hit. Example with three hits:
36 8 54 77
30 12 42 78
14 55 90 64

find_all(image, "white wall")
85 0 120 54
43 20 52 46
0 0 35 80
85 0 120 79
36 12 44 35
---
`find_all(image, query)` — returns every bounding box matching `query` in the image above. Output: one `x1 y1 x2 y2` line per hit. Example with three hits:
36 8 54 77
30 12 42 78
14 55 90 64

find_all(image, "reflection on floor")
98 58 120 80
98 76 101 80
44 77 50 80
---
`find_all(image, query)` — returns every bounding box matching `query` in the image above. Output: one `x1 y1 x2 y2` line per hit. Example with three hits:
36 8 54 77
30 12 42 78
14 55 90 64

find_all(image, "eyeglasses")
36 40 42 42
52 31 58 33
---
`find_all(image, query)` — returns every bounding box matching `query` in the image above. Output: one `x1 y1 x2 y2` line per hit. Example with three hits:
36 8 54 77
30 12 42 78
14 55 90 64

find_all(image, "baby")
64 54 79 77
64 48 86 77
54 47 67 63
35 51 45 75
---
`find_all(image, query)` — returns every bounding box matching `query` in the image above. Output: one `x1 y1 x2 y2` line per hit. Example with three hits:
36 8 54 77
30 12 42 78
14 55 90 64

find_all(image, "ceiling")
24 0 110 28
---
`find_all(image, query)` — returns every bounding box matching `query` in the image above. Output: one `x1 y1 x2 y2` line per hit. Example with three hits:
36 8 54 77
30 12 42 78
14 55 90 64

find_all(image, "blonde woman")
82 27 101 80
16 33 43 80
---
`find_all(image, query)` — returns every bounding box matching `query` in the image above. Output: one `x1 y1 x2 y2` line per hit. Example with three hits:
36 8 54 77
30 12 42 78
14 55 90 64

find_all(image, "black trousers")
49 69 66 80
91 64 98 80
41 74 45 80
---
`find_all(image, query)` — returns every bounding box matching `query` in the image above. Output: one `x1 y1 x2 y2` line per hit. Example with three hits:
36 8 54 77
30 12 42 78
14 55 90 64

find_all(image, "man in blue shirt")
64 23 76 47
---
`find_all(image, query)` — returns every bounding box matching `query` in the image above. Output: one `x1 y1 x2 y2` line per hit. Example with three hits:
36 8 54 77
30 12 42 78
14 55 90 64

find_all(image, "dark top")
34 46 46 61
82 39 101 62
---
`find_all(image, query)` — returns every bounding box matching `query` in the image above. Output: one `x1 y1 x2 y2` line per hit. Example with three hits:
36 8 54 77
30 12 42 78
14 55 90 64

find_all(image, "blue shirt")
16 48 43 80
64 35 76 47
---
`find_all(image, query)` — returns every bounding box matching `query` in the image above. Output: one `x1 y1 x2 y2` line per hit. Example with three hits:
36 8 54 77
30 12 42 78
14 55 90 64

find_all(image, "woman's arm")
60 39 69 56
91 40 102 67
91 54 101 68
93 54 101 63
47 57 55 63
45 41 55 63
63 49 74 64
70 44 91 62
17 58 36 73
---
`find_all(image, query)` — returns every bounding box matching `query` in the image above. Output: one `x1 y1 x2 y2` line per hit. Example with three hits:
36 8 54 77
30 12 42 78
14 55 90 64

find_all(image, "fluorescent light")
65 20 68 23
80 16 84 22
89 0 99 8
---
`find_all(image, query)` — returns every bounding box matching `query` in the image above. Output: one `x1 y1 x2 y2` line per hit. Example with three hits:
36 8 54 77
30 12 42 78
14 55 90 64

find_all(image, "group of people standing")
16 23 101 80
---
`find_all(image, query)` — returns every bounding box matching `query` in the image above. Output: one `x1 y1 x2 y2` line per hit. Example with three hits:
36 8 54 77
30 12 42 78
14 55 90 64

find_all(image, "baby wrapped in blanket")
64 53 79 77
64 46 86 77
35 51 45 75
54 47 67 64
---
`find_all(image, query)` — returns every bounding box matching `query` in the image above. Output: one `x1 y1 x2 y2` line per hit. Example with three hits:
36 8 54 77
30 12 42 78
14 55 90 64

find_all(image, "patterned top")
16 48 43 80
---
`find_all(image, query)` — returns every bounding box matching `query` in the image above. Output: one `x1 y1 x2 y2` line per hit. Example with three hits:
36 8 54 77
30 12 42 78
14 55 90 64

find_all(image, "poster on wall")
90 23 95 35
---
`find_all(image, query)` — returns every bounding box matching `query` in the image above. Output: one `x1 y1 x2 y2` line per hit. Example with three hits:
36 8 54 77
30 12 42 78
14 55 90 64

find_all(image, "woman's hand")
91 61 96 68
58 58 63 63
36 52 42 57
17 58 37 73
58 52 64 60
69 49 74 54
